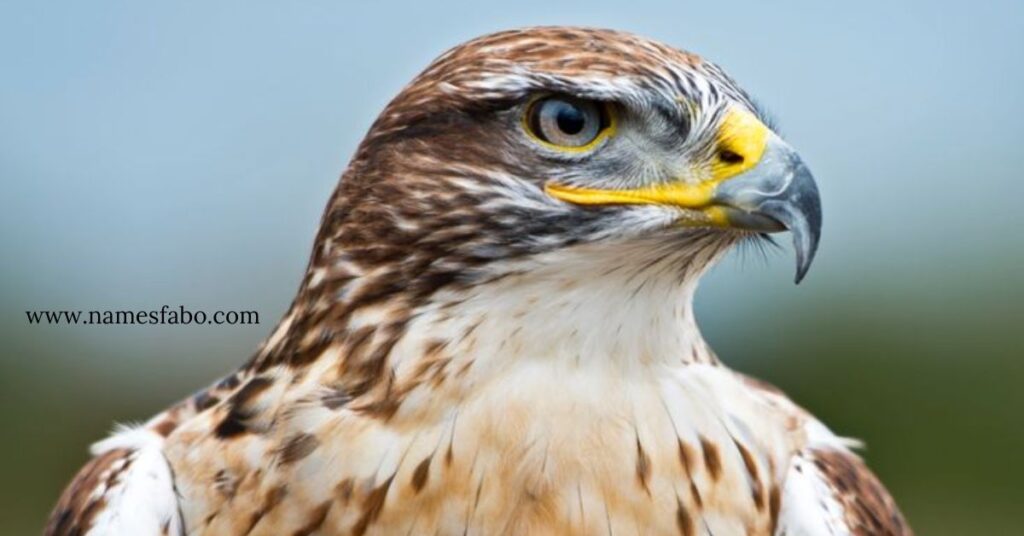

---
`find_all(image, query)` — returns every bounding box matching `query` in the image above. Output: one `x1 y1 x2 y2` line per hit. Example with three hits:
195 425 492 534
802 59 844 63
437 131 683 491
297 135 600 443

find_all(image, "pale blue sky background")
1 2 1022 532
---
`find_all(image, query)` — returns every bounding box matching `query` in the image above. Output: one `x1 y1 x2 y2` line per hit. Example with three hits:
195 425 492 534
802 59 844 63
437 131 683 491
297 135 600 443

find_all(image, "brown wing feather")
45 448 134 536
811 448 913 536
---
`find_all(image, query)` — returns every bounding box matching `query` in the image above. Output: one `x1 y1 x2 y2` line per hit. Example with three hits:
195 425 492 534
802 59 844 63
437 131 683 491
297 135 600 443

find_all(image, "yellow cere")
545 107 770 211
710 107 768 181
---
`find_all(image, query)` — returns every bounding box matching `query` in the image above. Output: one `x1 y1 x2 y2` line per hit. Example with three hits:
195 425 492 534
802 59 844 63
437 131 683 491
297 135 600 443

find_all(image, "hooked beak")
545 108 822 283
709 136 821 283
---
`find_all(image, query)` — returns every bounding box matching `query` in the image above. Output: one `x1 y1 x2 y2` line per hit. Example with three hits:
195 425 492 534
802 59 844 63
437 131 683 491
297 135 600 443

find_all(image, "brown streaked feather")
811 448 913 536
45 448 134 536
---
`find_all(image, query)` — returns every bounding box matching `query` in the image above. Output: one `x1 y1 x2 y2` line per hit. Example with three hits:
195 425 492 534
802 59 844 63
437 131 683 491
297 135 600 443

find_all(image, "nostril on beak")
718 149 744 165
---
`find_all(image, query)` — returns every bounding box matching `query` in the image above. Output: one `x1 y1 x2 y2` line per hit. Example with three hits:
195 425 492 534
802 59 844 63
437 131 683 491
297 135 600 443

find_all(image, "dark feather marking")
768 484 781 534
635 435 652 496
344 326 377 364
690 481 703 508
213 469 237 498
153 419 177 437
677 439 695 475
445 414 458 467
733 440 765 509
217 374 241 390
698 435 722 481
676 440 704 507
675 496 695 536
336 478 355 506
242 484 287 535
321 386 351 410
346 328 405 404
192 391 220 412
353 474 395 536
276 433 320 466
411 455 432 493
292 501 332 536
215 376 273 439
214 412 249 438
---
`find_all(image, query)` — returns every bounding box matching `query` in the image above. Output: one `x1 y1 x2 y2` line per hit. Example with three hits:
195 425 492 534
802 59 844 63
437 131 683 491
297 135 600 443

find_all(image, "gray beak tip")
793 244 815 284
793 234 819 284
790 171 821 285
789 201 821 285
786 193 821 285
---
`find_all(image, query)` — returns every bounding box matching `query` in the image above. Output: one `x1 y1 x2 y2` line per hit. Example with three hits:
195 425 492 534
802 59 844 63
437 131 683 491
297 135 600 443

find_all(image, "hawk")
47 27 911 536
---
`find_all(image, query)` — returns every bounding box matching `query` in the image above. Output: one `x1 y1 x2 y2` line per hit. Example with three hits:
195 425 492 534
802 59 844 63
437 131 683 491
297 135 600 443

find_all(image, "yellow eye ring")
522 95 617 153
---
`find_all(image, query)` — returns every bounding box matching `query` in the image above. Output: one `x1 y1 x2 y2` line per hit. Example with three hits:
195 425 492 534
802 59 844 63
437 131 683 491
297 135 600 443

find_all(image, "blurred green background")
1 1 1022 534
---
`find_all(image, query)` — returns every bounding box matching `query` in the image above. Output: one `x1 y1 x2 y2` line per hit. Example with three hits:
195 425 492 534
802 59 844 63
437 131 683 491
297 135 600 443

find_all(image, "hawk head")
308 27 820 313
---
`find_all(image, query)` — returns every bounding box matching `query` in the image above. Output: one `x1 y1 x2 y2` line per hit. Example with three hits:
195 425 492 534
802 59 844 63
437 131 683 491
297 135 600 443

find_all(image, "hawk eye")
524 96 612 150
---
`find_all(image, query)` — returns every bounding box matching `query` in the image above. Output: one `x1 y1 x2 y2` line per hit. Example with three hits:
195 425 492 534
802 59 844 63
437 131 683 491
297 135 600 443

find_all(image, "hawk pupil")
525 96 605 148
556 104 586 135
